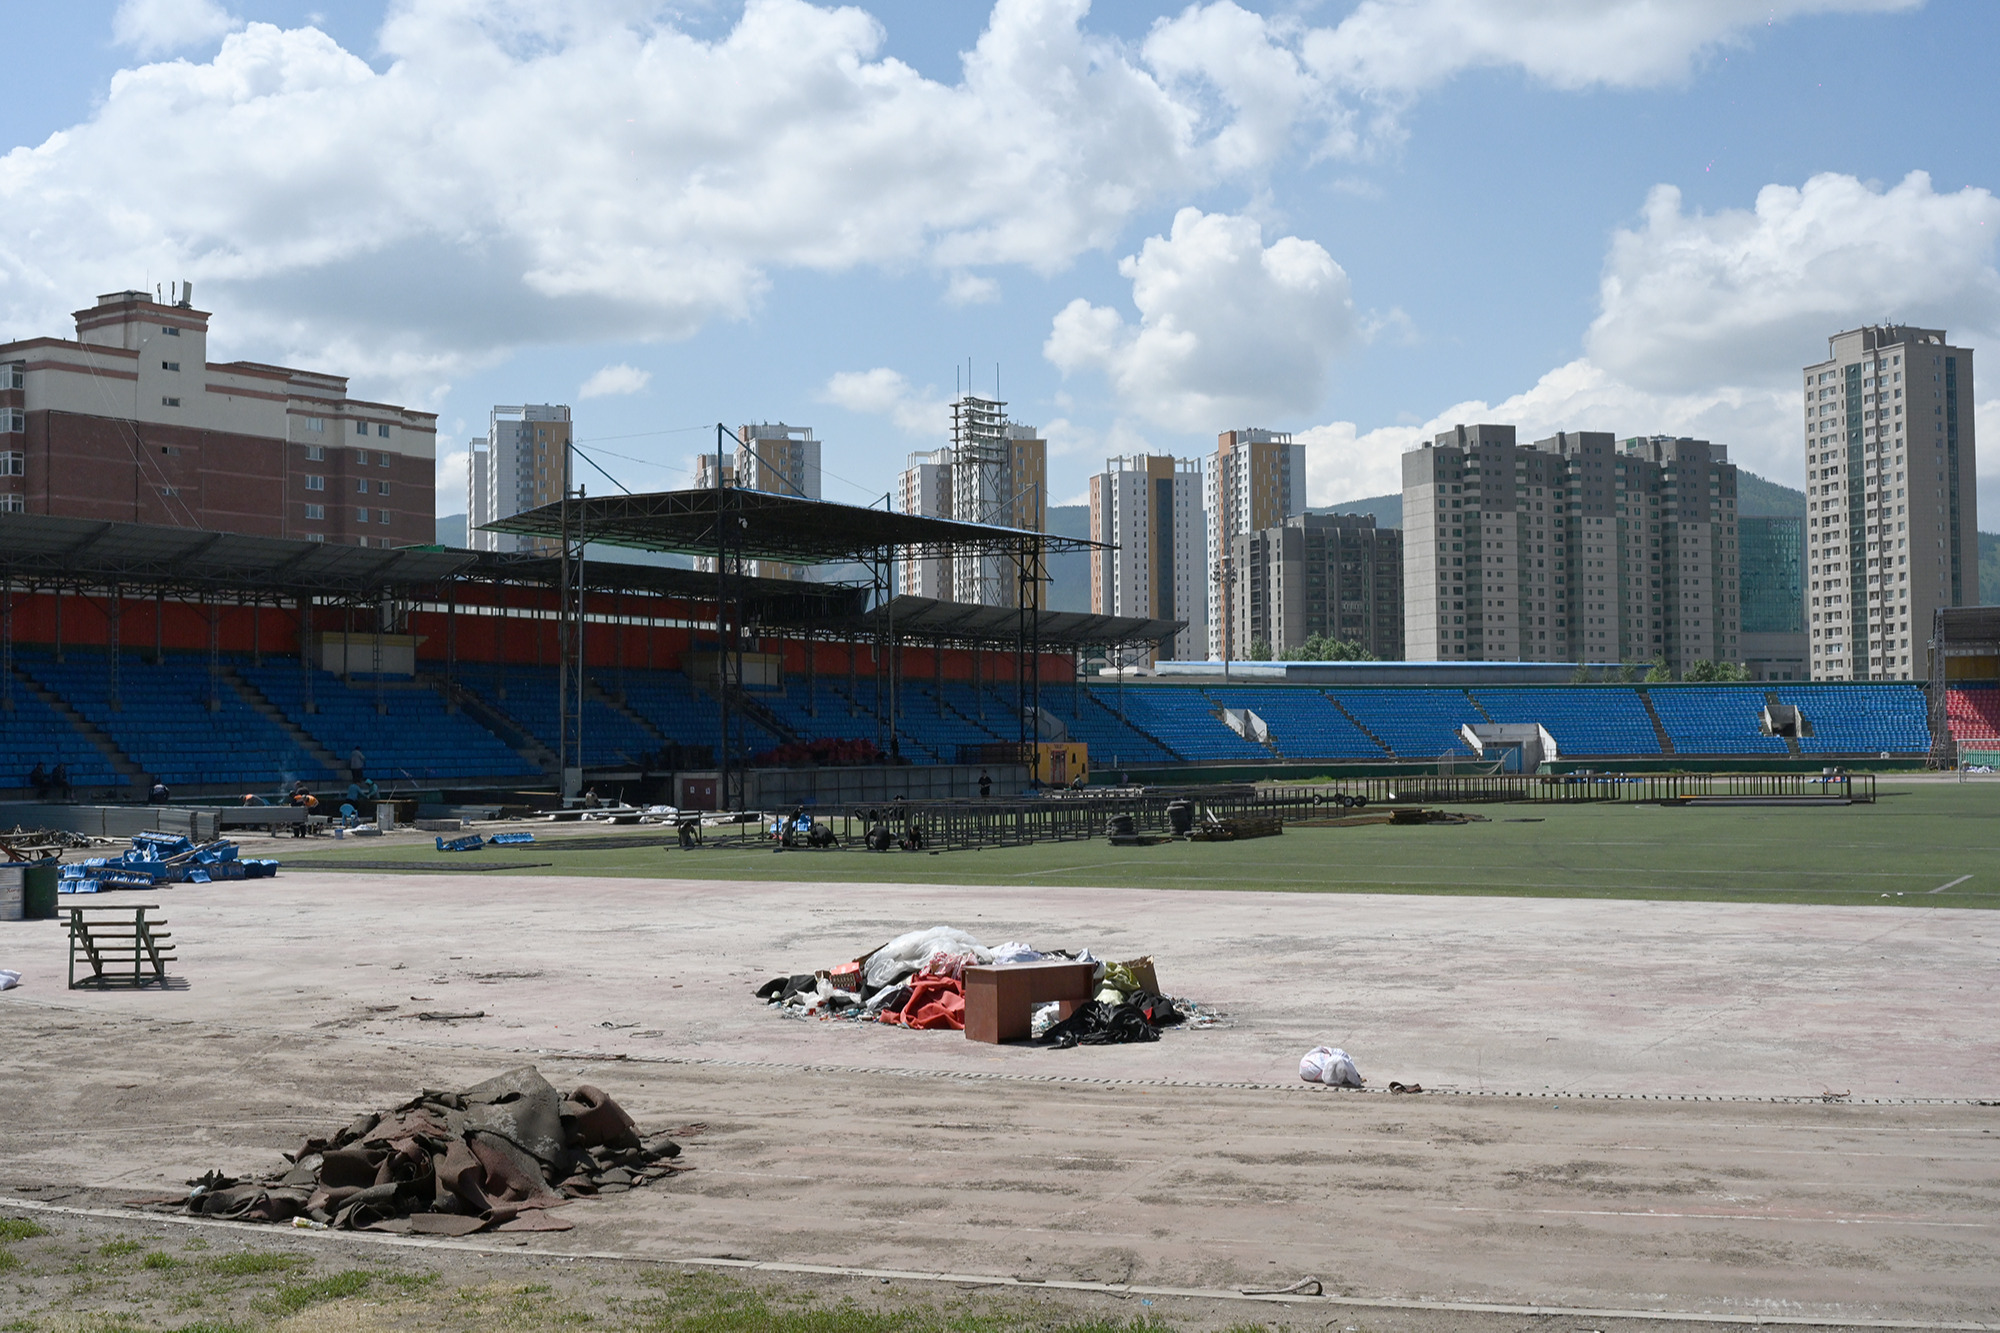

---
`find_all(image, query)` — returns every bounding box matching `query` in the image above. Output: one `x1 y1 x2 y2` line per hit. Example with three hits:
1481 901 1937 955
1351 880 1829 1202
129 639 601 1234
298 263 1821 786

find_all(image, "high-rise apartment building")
1231 513 1403 661
1403 425 1740 669
1739 516 1806 680
468 404 571 554
896 395 1047 607
1802 325 1976 682
0 287 436 546
1207 428 1306 660
1088 454 1206 660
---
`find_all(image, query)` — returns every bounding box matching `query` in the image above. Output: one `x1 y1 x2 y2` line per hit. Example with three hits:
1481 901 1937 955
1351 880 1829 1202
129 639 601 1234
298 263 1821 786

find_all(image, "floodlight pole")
556 430 585 800
715 422 732 813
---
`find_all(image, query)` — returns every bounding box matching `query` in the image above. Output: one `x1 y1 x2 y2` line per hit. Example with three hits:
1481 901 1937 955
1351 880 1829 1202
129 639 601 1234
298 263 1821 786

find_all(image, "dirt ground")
1 872 1996 1328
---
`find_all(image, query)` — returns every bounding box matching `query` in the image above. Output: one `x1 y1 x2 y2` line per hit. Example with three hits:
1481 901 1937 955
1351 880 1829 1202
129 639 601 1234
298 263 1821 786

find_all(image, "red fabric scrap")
880 975 965 1030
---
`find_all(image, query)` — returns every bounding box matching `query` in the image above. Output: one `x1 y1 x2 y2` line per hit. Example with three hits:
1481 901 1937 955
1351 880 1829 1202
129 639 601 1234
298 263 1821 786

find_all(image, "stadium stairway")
225 667 344 773
584 678 672 752
425 674 558 774
1324 697 1397 758
1765 690 1803 758
1636 690 1678 756
4 665 140 796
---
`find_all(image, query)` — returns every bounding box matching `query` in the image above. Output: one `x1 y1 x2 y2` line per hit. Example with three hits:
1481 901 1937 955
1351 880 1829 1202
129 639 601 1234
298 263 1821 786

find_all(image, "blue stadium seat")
1646 686 1788 755
1471 687 1661 757
1199 687 1387 759
23 654 333 789
244 664 539 782
1326 688 1481 759
1776 683 1930 754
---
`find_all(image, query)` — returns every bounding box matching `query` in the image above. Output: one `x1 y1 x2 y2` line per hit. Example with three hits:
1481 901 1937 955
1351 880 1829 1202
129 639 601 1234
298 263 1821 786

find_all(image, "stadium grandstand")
0 503 1966 809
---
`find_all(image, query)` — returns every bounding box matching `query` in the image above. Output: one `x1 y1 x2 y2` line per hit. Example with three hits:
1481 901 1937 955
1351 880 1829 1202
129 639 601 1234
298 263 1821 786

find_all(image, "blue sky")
3 0 1996 524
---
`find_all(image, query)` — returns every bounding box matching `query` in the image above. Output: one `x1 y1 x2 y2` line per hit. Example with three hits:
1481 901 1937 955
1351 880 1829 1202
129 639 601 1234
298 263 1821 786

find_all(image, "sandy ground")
2 872 1998 1324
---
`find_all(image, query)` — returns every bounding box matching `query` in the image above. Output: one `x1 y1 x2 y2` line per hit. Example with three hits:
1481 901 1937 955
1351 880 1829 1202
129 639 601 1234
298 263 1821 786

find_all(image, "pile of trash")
143 1067 685 1234
755 925 1215 1048
60 832 276 892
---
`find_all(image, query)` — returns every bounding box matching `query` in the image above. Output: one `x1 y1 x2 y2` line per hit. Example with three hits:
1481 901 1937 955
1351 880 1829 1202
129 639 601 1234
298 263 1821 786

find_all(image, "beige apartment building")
1403 425 1740 669
1802 325 1976 681
1088 454 1206 660
469 404 571 554
1206 428 1306 660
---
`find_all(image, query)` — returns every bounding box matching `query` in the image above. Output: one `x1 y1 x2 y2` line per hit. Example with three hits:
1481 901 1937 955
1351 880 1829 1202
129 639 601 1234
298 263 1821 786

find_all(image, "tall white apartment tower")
1802 326 1976 681
1206 428 1306 660
468 404 571 554
735 422 821 580
1089 454 1207 661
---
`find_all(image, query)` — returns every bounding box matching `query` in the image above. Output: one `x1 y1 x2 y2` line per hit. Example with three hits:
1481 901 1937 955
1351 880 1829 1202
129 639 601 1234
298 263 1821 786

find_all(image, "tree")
1571 660 1593 684
1644 656 1674 683
1684 659 1718 683
1249 639 1273 661
1615 661 1637 683
1281 633 1376 662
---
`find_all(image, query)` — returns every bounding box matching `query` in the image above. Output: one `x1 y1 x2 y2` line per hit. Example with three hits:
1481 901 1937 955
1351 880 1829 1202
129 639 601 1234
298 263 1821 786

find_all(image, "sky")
3 0 1997 529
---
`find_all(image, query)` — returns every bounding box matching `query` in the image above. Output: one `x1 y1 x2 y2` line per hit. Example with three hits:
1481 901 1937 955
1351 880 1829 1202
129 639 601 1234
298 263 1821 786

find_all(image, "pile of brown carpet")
160 1066 684 1234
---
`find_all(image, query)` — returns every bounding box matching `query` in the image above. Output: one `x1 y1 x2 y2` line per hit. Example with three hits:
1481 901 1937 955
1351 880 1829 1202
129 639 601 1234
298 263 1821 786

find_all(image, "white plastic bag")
0 970 19 991
991 941 1042 964
862 926 991 989
1300 1045 1363 1087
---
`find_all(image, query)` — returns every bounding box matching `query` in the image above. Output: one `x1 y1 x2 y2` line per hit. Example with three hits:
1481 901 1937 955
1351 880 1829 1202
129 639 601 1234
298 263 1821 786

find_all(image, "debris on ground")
60 833 277 892
1300 1045 1365 1087
754 926 1219 1047
136 1066 685 1233
1 825 94 859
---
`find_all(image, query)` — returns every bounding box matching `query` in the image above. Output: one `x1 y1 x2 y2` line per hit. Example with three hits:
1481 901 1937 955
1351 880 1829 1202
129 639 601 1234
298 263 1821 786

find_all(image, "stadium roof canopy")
481 487 1103 565
780 593 1184 651
1937 605 2000 654
0 513 869 619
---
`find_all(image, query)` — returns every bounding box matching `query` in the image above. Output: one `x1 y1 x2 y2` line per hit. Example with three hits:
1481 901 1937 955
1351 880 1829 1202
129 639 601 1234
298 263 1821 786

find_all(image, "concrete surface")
2 874 1997 1322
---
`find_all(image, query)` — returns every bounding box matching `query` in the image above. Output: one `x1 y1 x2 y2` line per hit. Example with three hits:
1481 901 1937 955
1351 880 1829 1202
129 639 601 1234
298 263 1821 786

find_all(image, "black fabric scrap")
1040 1000 1163 1049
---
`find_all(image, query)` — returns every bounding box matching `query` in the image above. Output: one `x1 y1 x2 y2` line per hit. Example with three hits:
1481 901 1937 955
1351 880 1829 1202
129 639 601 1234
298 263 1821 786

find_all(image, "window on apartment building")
376 480 390 495
0 453 19 476
161 360 180 372
307 532 324 542
356 507 370 523
158 486 180 497
356 478 370 494
307 417 325 432
0 364 21 390
379 509 392 524
162 326 180 336
304 445 324 461
377 451 390 465
161 396 180 407
357 420 369 435
0 494 22 513
0 410 20 433
304 474 324 491
304 503 325 520
377 425 390 439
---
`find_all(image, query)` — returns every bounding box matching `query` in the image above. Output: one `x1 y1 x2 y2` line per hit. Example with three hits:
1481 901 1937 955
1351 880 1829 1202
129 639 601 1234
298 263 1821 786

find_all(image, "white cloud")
0 0 1237 400
820 367 948 437
1298 0 1919 99
943 271 1000 306
1307 168 2000 509
3 0 1925 410
113 0 239 57
578 362 652 399
1144 0 1919 160
1045 208 1358 428
435 447 470 516
1589 171 2000 393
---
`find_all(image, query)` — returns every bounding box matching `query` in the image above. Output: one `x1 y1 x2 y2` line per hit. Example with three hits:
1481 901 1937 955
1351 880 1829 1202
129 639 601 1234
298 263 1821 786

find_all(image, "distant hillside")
435 513 465 546
1314 469 1809 529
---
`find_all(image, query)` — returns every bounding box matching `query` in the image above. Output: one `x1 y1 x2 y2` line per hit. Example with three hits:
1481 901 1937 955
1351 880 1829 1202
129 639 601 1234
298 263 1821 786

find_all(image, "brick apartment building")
0 286 436 545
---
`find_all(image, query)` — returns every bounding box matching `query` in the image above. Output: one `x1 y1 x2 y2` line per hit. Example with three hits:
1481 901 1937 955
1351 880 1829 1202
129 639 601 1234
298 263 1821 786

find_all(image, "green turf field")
282 782 2000 909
